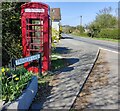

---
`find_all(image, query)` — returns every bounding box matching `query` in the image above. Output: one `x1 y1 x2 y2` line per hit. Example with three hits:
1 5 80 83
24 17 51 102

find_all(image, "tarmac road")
62 33 119 52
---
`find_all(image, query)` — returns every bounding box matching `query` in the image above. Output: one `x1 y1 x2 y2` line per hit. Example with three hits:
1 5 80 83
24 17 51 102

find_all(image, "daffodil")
15 77 19 81
1 68 5 73
13 75 17 78
6 68 9 71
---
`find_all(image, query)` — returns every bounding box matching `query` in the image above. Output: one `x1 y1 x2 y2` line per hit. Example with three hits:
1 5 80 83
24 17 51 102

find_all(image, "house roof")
50 8 61 20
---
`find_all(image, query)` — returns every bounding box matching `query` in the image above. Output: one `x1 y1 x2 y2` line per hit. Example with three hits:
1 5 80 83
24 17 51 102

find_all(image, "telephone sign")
25 8 45 13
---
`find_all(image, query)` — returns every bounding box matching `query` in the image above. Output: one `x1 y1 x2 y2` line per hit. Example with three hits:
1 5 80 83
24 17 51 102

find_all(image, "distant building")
50 8 61 33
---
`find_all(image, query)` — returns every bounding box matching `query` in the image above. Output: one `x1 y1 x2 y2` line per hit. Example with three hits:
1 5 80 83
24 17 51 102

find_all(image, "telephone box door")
25 18 44 73
21 2 51 73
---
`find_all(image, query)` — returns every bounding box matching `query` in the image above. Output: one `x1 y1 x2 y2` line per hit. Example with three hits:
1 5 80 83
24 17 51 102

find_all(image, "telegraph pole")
80 16 82 26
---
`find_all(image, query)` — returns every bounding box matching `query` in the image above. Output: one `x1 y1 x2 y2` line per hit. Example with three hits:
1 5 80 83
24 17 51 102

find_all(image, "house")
50 8 61 38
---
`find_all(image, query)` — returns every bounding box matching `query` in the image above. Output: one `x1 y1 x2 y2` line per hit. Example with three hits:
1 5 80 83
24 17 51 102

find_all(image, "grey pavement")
72 49 119 109
31 36 99 110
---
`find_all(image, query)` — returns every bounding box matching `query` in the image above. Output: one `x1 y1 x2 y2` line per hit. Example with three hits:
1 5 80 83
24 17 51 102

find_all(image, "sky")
31 0 119 26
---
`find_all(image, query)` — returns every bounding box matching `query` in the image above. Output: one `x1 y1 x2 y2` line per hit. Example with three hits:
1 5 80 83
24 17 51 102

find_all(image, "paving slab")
72 49 119 110
31 38 99 110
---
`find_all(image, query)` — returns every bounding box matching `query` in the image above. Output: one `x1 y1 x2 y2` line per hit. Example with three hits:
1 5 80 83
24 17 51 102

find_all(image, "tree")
79 25 84 34
62 25 76 34
88 7 118 37
98 6 112 15
95 14 117 28
95 7 117 28
88 22 100 37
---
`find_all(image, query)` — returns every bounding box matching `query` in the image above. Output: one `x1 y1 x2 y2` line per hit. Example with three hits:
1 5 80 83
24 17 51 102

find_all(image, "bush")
79 26 85 34
52 28 59 47
2 2 24 66
0 67 33 103
79 33 88 37
87 27 100 38
98 28 118 39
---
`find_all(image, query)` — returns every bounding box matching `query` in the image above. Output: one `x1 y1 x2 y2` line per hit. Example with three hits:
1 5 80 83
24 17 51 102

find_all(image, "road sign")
15 54 40 66
12 53 42 75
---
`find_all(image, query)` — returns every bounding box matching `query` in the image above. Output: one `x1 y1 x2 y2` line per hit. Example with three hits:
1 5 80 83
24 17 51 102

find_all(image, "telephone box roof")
21 2 49 9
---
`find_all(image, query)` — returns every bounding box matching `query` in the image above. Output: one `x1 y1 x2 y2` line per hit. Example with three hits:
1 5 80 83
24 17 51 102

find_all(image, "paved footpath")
31 37 98 110
72 49 119 109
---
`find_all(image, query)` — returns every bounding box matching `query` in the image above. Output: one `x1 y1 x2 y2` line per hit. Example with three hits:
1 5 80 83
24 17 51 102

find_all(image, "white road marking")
99 47 119 54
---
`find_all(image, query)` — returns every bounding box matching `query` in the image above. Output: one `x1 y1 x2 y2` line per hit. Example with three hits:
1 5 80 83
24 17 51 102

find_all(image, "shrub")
79 33 88 37
98 28 118 39
2 2 24 66
52 28 59 47
0 67 33 103
79 26 85 34
87 27 100 37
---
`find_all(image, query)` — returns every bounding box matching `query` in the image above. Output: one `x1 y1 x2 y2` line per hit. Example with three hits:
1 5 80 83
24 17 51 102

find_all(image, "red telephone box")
21 2 51 73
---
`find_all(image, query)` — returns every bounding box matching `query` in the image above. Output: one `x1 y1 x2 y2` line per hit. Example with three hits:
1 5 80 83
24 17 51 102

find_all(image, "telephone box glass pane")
32 20 40 24
26 19 43 55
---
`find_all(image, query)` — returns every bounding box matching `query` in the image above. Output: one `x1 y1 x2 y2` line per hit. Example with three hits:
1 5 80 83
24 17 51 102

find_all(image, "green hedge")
98 29 119 39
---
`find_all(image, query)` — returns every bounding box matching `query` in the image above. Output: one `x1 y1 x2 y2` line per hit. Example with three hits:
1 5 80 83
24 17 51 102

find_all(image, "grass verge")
72 33 119 43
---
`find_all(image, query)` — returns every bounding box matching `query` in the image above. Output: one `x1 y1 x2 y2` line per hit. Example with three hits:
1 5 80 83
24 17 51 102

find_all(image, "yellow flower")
6 68 9 71
1 68 5 73
13 75 17 78
15 77 19 81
